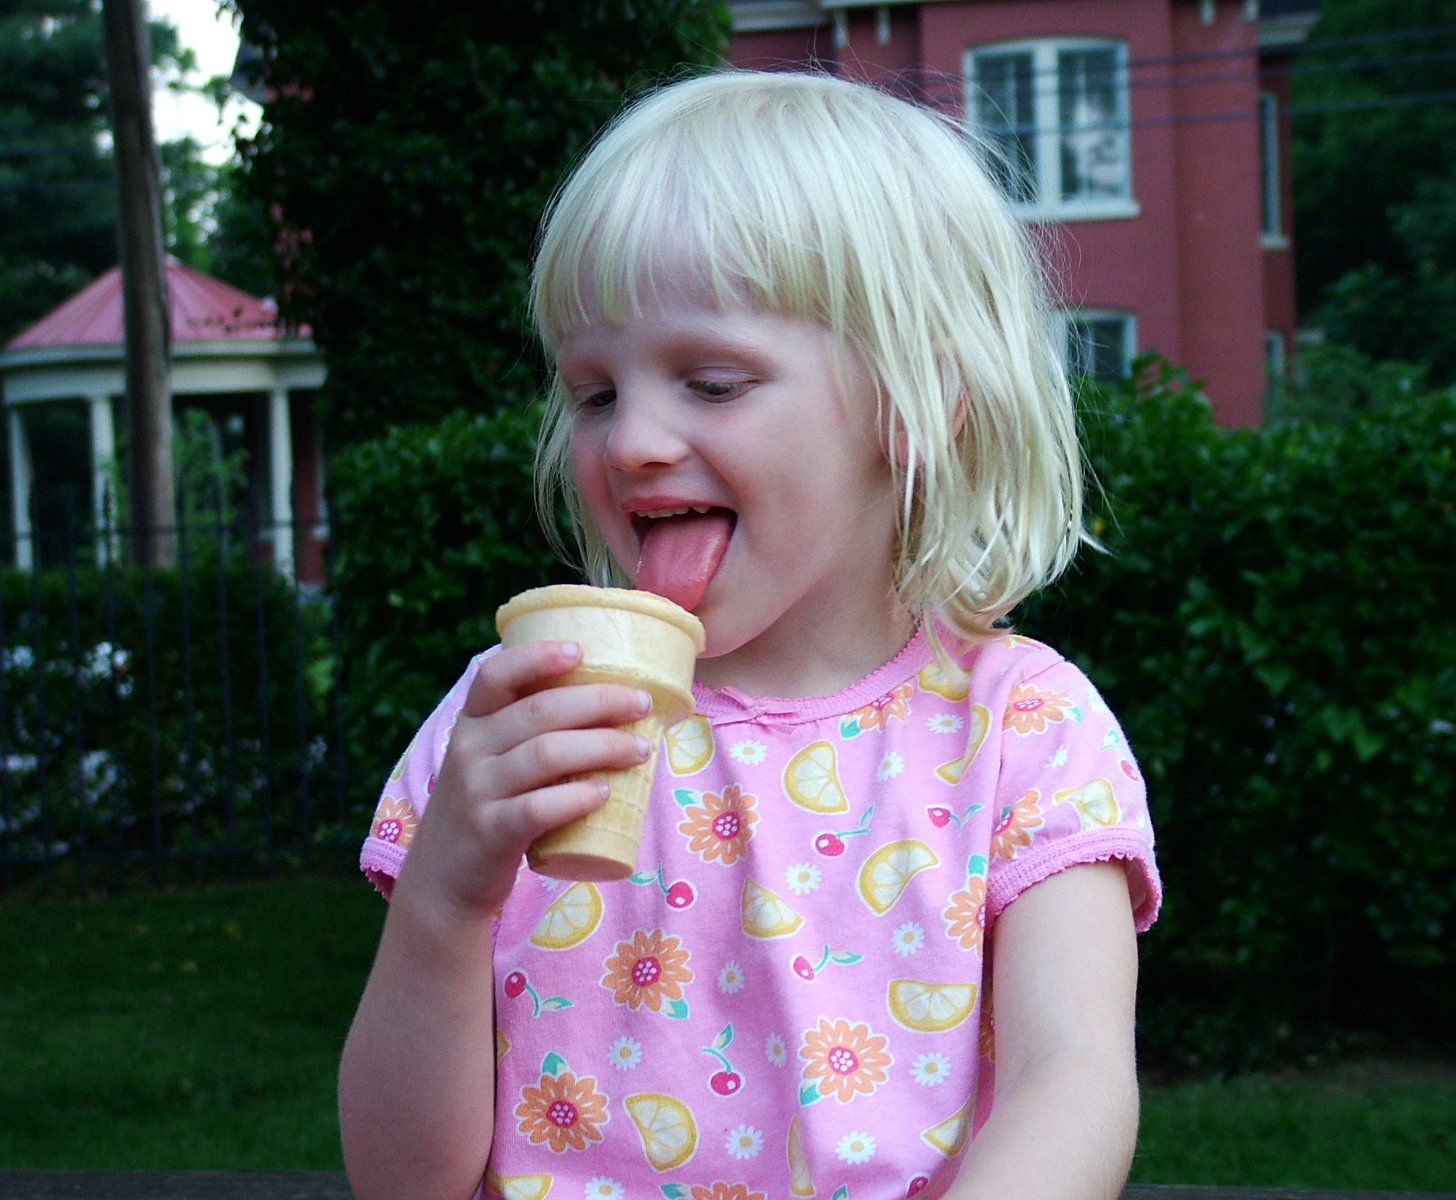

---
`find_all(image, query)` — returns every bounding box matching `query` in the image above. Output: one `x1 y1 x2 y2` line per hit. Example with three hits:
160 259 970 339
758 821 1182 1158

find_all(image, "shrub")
0 549 336 887
326 404 572 800
1016 357 1456 1067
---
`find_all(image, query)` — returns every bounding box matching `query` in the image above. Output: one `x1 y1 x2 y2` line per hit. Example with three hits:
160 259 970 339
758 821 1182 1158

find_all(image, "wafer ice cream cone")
495 584 705 881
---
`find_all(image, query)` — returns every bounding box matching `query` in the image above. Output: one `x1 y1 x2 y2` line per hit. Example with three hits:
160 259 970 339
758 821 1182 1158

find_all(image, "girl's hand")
394 639 654 918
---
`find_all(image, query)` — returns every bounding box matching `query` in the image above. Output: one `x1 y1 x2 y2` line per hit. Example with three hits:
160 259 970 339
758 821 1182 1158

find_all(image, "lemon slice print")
787 1113 815 1197
484 1173 552 1200
495 1029 511 1061
918 659 970 701
921 1095 975 1156
665 714 714 775
1053 778 1120 830
783 740 850 813
857 839 940 916
935 704 991 785
625 1091 698 1171
740 878 805 939
529 881 604 950
887 979 979 1032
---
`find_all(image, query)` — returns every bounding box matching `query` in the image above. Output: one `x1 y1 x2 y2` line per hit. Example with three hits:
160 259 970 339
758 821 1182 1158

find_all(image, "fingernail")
560 641 582 660
633 689 653 714
634 735 652 758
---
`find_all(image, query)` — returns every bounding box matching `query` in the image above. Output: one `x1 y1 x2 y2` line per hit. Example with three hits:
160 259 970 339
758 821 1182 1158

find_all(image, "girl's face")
558 285 911 697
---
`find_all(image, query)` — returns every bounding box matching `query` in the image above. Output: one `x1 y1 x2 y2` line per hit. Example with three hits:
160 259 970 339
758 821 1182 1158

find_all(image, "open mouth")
631 506 736 613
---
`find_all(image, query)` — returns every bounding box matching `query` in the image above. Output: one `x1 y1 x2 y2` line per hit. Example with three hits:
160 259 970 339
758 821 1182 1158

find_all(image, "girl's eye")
692 379 745 402
575 388 616 411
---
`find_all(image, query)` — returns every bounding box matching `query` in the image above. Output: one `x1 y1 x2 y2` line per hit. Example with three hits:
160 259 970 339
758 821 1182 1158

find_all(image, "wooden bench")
0 1174 1451 1200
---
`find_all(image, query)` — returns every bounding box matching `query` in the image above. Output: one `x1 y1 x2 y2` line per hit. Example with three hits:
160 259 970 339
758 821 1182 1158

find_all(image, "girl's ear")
886 396 969 468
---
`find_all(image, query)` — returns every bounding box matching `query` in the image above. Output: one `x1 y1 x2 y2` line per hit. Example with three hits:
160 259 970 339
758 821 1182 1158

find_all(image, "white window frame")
1258 90 1288 248
1263 329 1287 396
1059 310 1137 383
965 37 1139 222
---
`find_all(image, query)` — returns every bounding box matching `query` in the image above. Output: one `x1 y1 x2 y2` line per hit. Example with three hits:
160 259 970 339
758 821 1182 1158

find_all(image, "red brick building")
727 0 1318 425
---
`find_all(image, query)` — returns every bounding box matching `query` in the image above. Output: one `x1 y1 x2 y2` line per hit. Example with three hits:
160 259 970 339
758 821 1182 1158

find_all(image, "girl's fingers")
457 725 652 807
460 640 584 719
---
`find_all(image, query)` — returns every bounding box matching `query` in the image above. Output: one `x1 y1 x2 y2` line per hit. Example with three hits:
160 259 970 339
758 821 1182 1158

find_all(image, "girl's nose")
602 393 688 473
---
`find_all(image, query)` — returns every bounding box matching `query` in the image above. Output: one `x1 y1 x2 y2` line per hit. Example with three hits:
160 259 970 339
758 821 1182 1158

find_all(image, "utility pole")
102 0 174 567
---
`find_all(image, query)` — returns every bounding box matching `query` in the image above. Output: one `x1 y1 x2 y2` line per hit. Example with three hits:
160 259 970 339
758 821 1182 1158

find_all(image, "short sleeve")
358 651 492 898
982 649 1161 932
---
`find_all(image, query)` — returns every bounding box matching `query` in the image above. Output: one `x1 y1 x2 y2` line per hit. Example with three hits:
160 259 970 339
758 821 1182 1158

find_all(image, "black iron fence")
0 508 356 895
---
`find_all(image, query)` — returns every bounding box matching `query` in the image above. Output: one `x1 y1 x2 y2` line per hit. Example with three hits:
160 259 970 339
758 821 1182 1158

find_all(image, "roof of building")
4 258 298 351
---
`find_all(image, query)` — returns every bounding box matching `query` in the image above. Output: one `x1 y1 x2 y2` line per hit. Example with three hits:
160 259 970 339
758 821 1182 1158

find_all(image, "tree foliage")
1291 0 1456 379
226 0 731 448
0 0 195 341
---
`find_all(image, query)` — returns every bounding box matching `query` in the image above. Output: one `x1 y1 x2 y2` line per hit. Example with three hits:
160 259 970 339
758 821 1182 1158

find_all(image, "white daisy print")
584 1179 622 1200
730 739 767 765
784 862 822 896
875 751 904 781
912 1051 951 1086
765 1032 789 1067
725 1124 764 1160
607 1035 642 1071
927 712 964 734
1045 745 1069 770
836 1130 877 1164
891 921 924 957
718 960 746 994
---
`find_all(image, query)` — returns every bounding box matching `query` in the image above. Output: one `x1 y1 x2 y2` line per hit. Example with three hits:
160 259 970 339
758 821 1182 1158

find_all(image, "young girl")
340 69 1161 1200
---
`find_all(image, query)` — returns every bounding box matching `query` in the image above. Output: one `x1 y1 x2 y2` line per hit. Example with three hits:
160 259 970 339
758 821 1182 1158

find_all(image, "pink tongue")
634 510 733 612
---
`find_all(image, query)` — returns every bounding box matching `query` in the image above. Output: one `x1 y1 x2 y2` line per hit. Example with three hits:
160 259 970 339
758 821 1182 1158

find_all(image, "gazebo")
0 258 327 581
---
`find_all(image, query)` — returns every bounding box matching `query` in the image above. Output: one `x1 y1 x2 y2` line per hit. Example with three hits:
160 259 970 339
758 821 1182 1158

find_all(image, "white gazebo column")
89 393 118 563
267 386 294 580
8 407 33 571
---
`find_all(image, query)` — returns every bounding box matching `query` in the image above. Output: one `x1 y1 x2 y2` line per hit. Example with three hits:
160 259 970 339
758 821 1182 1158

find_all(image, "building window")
1062 311 1135 383
1264 329 1287 396
967 39 1134 219
1258 90 1285 244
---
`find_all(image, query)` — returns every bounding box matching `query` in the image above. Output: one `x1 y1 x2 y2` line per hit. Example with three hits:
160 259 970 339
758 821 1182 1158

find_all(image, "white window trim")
1058 309 1138 381
1258 89 1287 246
965 37 1137 223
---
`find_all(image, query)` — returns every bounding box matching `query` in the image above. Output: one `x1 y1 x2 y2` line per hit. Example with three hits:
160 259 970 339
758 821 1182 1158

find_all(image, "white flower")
912 1051 951 1086
1045 745 1069 770
607 1035 642 1071
718 960 745 994
836 1130 876 1163
730 739 767 764
725 1123 764 1159
927 712 964 734
891 921 924 957
765 1032 788 1067
584 1179 622 1200
875 751 904 781
784 862 822 895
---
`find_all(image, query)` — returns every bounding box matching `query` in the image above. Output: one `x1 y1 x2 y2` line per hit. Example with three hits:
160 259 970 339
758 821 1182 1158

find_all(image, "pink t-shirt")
360 625 1161 1200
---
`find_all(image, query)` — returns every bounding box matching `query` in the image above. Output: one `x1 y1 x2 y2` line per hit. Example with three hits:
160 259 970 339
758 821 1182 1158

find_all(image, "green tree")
226 0 731 447
0 0 215 341
1290 0 1456 377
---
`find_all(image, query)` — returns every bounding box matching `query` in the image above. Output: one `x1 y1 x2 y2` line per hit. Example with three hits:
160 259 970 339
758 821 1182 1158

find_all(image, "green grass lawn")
2 875 1453 1186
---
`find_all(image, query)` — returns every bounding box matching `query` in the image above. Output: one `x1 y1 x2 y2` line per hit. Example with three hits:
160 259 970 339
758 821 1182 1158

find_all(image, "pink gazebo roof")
4 258 300 351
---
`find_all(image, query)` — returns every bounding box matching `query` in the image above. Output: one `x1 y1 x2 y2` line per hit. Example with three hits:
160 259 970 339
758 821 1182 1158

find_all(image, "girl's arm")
947 861 1142 1200
338 640 655 1200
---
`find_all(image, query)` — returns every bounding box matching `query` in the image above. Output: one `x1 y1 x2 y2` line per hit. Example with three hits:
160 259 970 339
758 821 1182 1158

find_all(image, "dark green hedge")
1016 358 1456 1067
0 552 336 885
326 404 572 793
328 361 1456 1067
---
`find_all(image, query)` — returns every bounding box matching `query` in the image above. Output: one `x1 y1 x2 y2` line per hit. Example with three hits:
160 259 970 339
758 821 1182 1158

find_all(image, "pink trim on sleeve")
986 826 1162 933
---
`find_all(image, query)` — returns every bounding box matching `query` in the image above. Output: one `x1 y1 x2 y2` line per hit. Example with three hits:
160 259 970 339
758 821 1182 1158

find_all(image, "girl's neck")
693 598 917 700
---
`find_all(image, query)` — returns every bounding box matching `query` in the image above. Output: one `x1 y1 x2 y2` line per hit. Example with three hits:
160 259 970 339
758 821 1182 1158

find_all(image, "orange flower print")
370 797 418 848
990 790 1044 860
980 995 996 1061
800 1017 892 1103
850 683 913 732
601 928 693 1014
514 1070 608 1152
943 875 988 955
1003 683 1076 735
678 785 759 864
690 1186 766 1200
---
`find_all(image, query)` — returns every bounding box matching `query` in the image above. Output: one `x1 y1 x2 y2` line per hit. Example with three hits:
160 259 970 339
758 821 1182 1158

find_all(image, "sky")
147 0 260 164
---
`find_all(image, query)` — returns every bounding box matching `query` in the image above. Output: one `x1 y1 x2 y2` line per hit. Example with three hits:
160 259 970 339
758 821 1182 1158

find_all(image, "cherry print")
701 1023 742 1098
665 880 696 909
709 1069 743 1096
792 955 817 981
814 831 847 857
907 1176 930 1197
926 806 953 828
503 971 527 999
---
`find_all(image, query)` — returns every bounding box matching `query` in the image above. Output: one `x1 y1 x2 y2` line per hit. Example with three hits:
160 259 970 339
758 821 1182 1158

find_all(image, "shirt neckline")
691 623 937 726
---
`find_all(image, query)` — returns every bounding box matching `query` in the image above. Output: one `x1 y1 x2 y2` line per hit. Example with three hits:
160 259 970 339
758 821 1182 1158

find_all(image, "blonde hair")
530 68 1085 638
